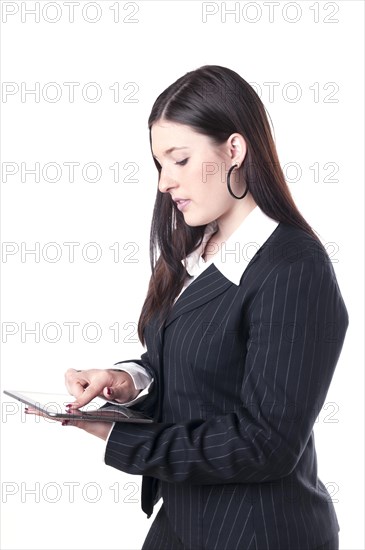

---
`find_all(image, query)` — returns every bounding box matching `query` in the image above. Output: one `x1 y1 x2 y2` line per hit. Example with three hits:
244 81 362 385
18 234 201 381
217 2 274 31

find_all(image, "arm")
105 257 349 484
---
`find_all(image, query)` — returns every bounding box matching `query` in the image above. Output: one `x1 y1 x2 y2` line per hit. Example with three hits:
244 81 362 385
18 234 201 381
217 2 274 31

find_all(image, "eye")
175 158 188 166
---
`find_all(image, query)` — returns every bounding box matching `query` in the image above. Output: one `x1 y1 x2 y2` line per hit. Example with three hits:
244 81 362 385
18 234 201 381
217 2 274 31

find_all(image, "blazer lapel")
164 263 233 329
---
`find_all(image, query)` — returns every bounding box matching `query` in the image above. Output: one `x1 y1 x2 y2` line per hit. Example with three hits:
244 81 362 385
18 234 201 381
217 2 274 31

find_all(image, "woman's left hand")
25 406 112 441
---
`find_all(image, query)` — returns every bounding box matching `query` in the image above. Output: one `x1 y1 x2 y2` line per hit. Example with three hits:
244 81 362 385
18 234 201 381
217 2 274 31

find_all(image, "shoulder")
261 222 327 263
256 221 335 273
246 222 349 339
244 221 343 298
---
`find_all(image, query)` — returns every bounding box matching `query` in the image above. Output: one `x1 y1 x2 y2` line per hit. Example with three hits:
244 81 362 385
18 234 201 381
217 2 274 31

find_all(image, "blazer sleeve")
105 256 349 484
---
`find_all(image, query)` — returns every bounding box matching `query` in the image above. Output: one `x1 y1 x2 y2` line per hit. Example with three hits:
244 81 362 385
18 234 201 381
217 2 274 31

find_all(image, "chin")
183 215 207 228
181 208 217 228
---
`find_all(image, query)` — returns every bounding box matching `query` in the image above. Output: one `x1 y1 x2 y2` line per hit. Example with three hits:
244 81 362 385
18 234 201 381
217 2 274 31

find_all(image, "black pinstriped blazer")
105 221 349 550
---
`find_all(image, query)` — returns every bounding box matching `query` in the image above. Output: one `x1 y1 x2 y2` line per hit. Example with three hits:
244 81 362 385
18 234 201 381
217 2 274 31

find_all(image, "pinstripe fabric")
141 504 185 549
105 221 349 550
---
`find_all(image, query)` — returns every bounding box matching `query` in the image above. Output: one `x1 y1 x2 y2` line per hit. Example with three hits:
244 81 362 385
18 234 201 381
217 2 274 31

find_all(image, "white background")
0 1 364 549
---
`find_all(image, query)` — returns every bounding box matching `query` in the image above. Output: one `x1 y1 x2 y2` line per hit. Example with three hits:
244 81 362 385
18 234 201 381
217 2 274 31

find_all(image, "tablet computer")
3 390 153 423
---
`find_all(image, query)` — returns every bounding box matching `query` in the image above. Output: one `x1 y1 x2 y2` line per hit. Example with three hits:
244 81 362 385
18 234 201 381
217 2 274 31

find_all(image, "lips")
173 199 191 212
173 197 189 203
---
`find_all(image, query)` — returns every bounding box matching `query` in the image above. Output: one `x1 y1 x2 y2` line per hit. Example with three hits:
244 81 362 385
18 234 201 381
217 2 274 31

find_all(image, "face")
150 119 247 229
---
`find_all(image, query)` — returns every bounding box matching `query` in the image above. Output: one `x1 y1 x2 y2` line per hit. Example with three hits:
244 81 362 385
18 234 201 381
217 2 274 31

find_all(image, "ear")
227 133 247 167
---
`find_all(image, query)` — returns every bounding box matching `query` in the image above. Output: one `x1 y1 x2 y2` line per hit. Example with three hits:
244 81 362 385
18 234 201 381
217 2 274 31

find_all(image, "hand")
25 406 112 440
64 368 140 410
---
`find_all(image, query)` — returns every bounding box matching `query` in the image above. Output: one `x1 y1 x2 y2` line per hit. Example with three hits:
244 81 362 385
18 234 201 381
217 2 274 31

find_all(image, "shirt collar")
182 205 279 285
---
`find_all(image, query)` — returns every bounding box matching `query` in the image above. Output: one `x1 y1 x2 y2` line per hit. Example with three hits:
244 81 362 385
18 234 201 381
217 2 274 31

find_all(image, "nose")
158 168 178 194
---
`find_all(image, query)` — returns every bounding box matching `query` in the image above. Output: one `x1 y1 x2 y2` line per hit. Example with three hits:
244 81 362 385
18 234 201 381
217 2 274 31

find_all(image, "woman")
27 65 349 550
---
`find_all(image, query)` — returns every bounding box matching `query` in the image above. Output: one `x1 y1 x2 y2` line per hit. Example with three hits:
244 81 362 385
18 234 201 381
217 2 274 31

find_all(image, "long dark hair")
137 65 320 345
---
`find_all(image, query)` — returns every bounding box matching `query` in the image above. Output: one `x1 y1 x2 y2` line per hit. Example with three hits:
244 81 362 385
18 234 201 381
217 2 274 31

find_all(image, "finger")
66 377 91 402
65 369 114 406
64 368 96 400
25 406 45 417
67 384 101 409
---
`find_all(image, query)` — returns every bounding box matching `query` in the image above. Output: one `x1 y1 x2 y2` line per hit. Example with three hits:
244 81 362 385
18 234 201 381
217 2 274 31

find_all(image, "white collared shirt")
174 204 279 303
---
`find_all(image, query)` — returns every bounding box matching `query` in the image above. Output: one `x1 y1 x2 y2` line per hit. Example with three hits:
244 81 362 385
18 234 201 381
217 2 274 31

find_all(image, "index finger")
64 370 91 401
66 384 101 409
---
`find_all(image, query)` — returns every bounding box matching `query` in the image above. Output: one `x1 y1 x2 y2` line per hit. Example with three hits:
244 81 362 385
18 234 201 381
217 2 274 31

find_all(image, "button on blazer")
105 221 349 550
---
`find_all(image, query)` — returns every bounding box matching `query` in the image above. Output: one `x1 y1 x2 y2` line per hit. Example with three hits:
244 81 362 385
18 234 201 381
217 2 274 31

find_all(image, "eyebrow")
152 146 189 159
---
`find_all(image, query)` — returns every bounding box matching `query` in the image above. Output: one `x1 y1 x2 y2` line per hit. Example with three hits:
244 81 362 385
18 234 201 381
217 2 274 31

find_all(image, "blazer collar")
164 206 279 328
164 263 233 328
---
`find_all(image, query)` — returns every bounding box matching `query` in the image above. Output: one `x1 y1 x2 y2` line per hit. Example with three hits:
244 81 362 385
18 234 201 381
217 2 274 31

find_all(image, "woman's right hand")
64 368 140 410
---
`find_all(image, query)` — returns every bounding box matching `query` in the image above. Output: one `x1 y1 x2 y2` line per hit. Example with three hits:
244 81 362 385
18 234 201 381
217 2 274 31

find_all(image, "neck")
215 195 257 242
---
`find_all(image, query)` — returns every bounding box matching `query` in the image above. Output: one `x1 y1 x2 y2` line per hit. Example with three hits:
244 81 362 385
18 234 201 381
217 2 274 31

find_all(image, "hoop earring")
226 164 249 200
